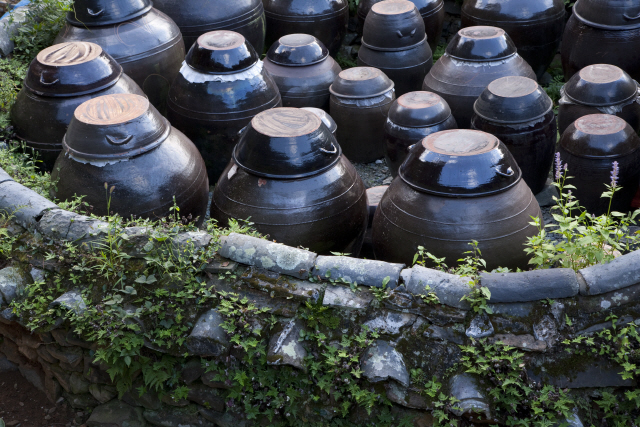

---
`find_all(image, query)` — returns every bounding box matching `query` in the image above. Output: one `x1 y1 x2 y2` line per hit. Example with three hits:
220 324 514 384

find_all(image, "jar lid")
388 91 452 128
573 0 640 30
362 0 427 51
233 108 341 179
399 129 521 197
301 107 337 134
25 42 122 98
329 67 395 99
63 94 170 161
560 114 640 159
473 76 553 124
67 0 152 26
445 26 517 62
266 34 329 66
563 64 638 107
186 31 259 75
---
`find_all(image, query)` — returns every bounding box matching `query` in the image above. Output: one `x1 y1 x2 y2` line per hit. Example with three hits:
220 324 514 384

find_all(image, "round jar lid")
67 0 152 26
560 114 640 158
186 31 259 75
362 0 426 51
63 93 170 161
266 34 329 66
445 26 517 62
573 0 640 30
329 67 395 99
233 107 341 179
563 64 638 107
25 42 123 97
399 129 521 197
473 76 553 124
301 107 337 134
388 91 452 128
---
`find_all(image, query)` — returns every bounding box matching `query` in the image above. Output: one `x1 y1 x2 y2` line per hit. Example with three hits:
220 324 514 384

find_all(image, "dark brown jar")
54 0 185 114
152 0 265 52
263 34 341 112
210 107 369 255
263 0 348 57
51 94 209 224
561 0 640 82
423 26 536 128
372 129 541 270
167 31 282 184
357 0 444 51
10 42 144 172
558 64 640 135
559 114 640 215
301 107 338 137
461 0 565 79
329 67 396 163
471 76 556 195
358 0 433 97
384 91 457 177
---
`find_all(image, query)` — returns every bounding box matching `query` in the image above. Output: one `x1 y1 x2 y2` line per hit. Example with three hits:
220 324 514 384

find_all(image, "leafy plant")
0 58 27 127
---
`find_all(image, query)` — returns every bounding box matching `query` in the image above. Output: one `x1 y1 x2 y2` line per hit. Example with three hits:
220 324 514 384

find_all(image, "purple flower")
555 152 563 180
611 161 620 187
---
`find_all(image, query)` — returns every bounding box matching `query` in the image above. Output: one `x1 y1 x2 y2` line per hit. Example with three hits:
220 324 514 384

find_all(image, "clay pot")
263 34 341 112
361 185 388 259
329 67 396 163
461 0 565 79
167 31 282 184
558 64 640 135
210 107 369 255
471 76 556 195
384 91 457 177
372 129 541 270
152 0 266 52
358 0 433 97
263 0 349 56
561 0 640 82
10 42 144 171
559 114 640 215
357 0 444 51
423 26 536 128
51 94 209 224
54 0 185 115
301 107 338 136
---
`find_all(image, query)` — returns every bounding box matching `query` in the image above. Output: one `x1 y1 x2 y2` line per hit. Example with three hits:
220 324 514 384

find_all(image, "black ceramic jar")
562 0 640 82
357 0 444 51
372 129 541 270
329 67 396 163
461 0 565 79
152 0 265 52
263 34 341 112
384 91 457 177
358 0 433 97
167 31 282 184
423 26 536 128
471 76 556 195
263 0 348 57
301 107 338 137
10 42 144 171
51 94 209 223
54 0 185 115
210 107 369 255
558 64 640 135
558 114 640 215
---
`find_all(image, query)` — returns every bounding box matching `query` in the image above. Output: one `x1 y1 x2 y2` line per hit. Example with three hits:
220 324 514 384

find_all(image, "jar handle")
105 135 133 146
624 11 640 20
87 8 104 16
319 142 338 155
39 73 59 86
495 166 514 177
396 28 417 38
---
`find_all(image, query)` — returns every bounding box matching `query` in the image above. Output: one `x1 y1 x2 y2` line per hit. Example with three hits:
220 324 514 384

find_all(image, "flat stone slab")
491 334 547 352
579 250 640 295
267 319 307 370
403 266 471 309
361 340 410 387
49 290 87 315
323 284 373 309
312 256 404 289
87 400 146 427
363 311 416 335
0 267 26 305
37 209 109 247
0 180 58 229
480 269 579 303
186 309 229 357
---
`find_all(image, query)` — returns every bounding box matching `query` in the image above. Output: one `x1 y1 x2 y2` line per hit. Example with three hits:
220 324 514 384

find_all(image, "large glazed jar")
358 0 433 97
210 107 369 255
561 0 640 82
372 129 541 270
558 114 640 215
301 107 338 137
10 42 144 172
263 0 348 56
51 94 209 224
167 31 282 184
461 0 565 79
357 0 444 51
54 0 185 114
423 26 536 128
329 67 396 163
384 91 457 177
471 76 556 195
558 64 640 135
152 0 265 52
263 34 341 112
